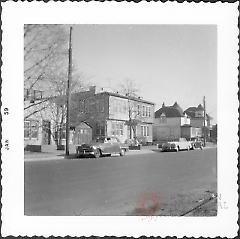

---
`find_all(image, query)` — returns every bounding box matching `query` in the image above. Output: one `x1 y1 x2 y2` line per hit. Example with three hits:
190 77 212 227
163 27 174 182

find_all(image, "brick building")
70 86 155 144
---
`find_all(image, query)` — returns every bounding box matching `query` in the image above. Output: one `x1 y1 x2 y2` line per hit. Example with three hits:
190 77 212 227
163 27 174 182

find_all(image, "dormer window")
160 113 166 124
195 110 203 117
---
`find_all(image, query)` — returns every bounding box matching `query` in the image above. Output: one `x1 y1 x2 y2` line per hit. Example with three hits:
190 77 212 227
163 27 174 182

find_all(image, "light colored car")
162 138 192 152
76 136 127 158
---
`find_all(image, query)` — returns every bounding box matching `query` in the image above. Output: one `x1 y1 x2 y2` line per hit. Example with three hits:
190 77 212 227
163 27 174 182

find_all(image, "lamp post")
65 26 73 156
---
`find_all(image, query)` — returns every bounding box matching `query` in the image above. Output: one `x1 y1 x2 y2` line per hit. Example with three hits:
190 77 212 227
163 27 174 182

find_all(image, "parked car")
156 140 169 149
75 136 128 158
161 138 192 152
124 138 142 150
190 138 203 150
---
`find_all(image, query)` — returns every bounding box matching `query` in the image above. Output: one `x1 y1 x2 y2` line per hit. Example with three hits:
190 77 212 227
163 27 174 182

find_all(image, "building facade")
70 87 155 144
153 102 213 142
184 104 212 139
184 104 212 128
153 102 191 141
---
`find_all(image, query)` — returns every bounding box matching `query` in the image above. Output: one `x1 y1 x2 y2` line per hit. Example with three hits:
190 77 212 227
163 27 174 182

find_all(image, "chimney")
89 86 96 93
162 102 165 108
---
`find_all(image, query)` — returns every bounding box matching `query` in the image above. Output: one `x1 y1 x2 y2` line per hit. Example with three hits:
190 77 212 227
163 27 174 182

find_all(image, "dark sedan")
75 136 127 158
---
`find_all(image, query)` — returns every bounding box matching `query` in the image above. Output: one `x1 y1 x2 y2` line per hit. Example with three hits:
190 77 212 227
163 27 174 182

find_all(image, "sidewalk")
24 144 217 162
24 145 156 162
24 151 65 162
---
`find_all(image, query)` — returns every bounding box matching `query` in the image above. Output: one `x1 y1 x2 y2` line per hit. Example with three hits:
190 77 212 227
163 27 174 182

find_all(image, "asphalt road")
24 148 217 216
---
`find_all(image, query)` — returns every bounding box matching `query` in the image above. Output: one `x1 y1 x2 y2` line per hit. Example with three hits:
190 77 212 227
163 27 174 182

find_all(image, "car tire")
94 149 101 158
120 148 125 156
76 149 80 157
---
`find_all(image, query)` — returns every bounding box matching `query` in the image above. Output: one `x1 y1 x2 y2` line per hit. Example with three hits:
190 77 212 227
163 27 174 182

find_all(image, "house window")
147 107 151 117
85 100 89 113
142 106 145 117
34 90 43 100
96 122 105 136
24 121 31 138
31 121 39 138
146 126 149 136
119 123 124 135
137 105 141 115
141 125 149 137
160 113 166 124
89 100 96 113
24 89 30 100
99 99 105 113
111 121 124 136
24 120 39 139
79 100 84 113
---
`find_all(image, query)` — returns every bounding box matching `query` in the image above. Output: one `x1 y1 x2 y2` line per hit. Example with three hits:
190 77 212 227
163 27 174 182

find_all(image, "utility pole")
65 26 73 156
203 96 206 147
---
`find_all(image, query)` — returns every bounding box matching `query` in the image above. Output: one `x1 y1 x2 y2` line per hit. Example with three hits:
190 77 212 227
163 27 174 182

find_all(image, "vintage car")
161 138 192 152
190 138 204 150
75 136 128 158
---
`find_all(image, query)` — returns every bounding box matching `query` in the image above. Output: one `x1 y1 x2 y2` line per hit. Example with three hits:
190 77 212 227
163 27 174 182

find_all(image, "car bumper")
162 146 176 151
76 149 95 157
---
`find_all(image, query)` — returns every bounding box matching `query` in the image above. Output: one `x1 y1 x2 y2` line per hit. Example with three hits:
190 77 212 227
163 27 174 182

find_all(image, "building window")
146 126 149 136
111 121 124 136
89 100 96 113
79 100 84 113
160 113 166 124
147 107 151 117
85 100 89 113
142 106 145 117
141 125 149 137
99 99 105 113
137 105 141 115
24 121 31 138
34 90 43 100
24 120 39 139
96 122 105 136
24 89 43 101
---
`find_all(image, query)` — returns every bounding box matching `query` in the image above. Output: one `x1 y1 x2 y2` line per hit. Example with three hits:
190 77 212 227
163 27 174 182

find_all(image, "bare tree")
119 79 142 141
24 25 89 146
24 24 69 116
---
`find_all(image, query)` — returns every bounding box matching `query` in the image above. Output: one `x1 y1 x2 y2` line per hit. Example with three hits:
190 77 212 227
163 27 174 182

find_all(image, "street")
24 147 217 216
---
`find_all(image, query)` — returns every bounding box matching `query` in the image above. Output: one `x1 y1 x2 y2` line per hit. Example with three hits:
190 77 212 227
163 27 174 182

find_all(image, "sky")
71 25 217 123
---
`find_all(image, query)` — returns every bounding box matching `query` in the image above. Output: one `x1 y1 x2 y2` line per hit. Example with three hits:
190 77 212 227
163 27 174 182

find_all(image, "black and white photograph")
24 24 218 217
1 2 238 237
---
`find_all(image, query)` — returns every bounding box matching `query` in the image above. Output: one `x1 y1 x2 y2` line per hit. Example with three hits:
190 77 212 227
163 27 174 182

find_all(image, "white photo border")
1 1 239 237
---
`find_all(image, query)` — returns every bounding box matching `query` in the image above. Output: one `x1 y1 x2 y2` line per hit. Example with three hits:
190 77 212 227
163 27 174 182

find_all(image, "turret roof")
155 102 184 118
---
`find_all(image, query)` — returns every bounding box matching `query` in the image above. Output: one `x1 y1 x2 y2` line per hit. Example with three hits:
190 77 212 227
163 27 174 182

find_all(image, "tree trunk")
129 125 132 139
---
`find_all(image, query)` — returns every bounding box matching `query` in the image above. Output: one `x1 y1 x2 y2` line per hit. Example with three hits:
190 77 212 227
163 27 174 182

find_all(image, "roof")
184 106 213 120
184 107 197 118
98 91 155 105
155 102 184 118
197 104 204 110
71 90 154 105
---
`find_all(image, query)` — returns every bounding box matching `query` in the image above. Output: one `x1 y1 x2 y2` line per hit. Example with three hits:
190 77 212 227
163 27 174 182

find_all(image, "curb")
24 146 216 162
24 156 65 162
